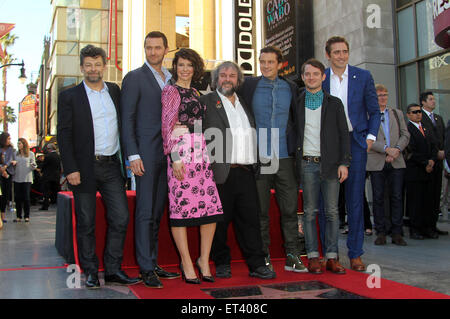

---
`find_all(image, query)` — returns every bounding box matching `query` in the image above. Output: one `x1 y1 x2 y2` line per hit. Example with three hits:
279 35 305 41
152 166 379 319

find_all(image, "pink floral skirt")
167 133 223 227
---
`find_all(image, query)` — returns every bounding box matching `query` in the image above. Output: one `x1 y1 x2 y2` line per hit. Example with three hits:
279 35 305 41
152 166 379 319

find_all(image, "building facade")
38 0 449 143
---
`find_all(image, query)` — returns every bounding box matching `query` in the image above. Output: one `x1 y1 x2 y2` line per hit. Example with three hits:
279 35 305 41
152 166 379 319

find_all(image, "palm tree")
0 105 17 125
0 32 18 132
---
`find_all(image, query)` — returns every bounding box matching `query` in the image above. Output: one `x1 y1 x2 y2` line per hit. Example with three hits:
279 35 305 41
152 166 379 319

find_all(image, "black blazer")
57 82 124 193
446 120 450 167
200 91 257 184
41 151 61 182
239 76 298 156
295 90 351 180
421 110 445 156
405 121 436 182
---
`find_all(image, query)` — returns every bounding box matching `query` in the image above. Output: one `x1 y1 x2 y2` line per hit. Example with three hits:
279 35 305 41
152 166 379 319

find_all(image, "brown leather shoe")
307 258 323 274
350 257 366 272
326 259 346 274
392 234 407 246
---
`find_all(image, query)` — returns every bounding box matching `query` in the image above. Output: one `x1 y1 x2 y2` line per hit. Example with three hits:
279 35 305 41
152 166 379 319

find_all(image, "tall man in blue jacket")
121 31 180 288
322 36 381 271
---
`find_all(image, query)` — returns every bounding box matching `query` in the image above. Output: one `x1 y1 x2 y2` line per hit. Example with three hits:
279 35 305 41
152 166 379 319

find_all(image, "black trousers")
406 179 434 235
134 160 167 273
0 176 13 212
211 166 266 272
42 179 60 208
73 158 129 275
14 182 31 219
430 161 443 230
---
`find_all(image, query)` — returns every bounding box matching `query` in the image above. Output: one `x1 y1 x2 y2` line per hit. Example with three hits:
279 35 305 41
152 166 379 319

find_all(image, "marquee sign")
235 0 257 76
433 0 450 48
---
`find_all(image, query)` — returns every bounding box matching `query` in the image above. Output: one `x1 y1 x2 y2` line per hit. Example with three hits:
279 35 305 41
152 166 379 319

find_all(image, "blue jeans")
301 161 340 259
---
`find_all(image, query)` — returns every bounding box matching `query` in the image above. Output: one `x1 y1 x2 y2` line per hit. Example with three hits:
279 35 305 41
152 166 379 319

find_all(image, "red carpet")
127 259 449 299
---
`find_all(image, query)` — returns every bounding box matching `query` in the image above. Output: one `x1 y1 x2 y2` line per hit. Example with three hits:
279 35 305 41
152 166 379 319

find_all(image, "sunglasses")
409 110 422 114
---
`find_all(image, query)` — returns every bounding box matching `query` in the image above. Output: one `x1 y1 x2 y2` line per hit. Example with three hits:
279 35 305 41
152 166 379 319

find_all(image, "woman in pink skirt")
161 48 223 284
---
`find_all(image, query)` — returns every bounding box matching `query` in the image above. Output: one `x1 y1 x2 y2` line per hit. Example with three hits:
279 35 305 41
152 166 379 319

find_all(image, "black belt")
94 154 117 162
302 156 321 163
230 164 252 171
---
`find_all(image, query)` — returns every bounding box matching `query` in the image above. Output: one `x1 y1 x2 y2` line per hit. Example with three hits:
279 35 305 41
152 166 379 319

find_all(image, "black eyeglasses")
409 110 422 114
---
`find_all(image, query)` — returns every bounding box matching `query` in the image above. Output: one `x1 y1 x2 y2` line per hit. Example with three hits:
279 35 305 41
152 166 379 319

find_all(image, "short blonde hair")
375 84 388 92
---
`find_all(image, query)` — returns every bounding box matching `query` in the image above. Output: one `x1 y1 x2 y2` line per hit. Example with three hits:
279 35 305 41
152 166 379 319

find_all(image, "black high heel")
195 258 215 283
180 263 200 284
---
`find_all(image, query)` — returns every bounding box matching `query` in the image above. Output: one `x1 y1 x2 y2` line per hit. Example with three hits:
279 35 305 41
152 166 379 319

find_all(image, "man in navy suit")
57 45 140 289
121 31 180 288
322 36 380 271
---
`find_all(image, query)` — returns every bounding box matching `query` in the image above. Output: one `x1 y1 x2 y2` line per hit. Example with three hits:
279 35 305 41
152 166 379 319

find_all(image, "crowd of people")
6 31 442 289
0 133 62 230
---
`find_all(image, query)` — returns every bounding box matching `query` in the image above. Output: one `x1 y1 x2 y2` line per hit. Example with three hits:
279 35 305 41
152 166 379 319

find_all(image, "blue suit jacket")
121 64 166 164
323 65 380 149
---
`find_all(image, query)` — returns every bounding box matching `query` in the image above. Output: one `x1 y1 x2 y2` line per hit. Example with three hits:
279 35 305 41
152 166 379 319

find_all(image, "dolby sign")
234 0 257 75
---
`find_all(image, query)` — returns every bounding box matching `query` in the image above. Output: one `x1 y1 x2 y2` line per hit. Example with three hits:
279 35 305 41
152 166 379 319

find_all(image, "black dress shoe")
195 258 215 283
435 228 448 235
85 273 100 289
105 270 142 286
180 264 201 285
140 271 163 288
215 264 232 278
410 232 424 240
422 231 439 239
249 266 276 279
155 265 180 279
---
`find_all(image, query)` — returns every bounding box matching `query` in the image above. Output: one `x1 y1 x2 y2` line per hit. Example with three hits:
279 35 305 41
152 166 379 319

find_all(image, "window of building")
395 0 450 123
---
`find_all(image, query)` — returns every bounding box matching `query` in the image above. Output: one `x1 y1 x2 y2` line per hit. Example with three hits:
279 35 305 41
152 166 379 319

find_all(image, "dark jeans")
255 158 300 256
14 182 31 219
211 166 266 272
370 165 405 235
73 158 129 275
0 176 12 212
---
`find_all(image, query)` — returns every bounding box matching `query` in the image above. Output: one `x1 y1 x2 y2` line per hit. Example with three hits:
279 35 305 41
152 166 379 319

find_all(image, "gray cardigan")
13 151 36 183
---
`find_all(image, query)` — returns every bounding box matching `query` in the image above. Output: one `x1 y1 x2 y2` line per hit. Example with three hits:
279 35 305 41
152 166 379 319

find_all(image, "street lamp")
0 59 27 84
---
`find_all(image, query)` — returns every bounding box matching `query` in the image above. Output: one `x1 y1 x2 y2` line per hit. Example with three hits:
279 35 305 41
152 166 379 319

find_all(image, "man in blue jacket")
322 36 381 271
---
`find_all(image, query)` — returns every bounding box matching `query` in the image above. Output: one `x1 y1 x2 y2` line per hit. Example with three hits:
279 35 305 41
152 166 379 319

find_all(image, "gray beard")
218 85 236 97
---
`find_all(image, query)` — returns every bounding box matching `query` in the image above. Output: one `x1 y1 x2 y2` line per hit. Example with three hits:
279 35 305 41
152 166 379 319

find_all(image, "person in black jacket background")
40 143 61 210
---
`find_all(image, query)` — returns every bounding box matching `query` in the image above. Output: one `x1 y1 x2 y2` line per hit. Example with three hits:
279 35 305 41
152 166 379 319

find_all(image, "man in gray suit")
366 84 410 246
121 31 179 288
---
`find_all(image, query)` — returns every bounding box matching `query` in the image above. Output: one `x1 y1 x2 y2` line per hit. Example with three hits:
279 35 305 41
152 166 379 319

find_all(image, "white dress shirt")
330 65 376 141
217 90 256 165
330 65 352 132
83 81 120 156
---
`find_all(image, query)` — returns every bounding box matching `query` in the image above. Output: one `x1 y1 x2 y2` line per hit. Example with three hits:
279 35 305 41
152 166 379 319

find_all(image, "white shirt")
409 120 424 133
303 107 322 156
330 65 352 132
330 65 376 141
217 90 256 165
83 81 120 156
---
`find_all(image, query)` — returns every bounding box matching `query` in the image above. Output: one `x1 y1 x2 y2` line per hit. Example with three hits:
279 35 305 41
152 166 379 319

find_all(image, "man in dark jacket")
57 45 140 289
295 59 350 274
40 143 61 210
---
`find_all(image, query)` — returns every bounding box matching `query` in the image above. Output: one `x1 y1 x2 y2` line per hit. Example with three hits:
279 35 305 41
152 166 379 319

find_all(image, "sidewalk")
0 204 449 299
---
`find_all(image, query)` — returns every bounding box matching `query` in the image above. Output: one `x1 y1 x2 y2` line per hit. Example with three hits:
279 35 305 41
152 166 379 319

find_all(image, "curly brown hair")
171 48 205 82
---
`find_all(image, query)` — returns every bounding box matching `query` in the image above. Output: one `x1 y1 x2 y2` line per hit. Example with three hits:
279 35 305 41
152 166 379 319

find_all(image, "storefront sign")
263 0 313 81
433 0 450 48
235 0 257 75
